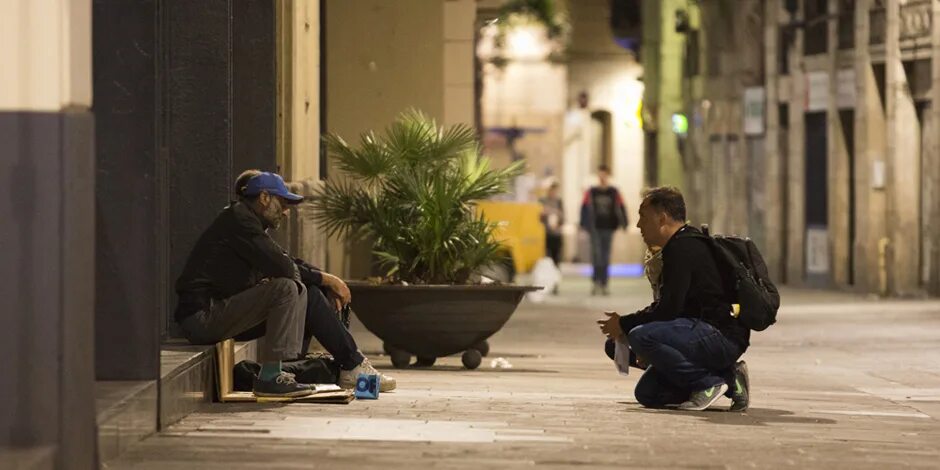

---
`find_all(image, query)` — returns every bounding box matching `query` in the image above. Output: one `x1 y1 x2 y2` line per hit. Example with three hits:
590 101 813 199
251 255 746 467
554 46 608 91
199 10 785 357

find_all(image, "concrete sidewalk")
109 277 940 469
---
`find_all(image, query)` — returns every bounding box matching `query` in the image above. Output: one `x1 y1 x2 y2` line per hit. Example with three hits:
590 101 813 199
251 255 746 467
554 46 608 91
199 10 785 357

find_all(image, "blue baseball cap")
243 172 304 203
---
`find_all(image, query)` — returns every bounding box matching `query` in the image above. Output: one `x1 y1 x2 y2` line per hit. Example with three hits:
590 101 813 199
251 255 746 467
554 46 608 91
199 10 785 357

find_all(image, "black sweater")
619 225 750 350
174 202 323 322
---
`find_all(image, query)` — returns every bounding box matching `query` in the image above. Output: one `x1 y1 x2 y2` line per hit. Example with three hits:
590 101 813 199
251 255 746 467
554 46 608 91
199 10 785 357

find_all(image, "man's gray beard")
263 204 283 228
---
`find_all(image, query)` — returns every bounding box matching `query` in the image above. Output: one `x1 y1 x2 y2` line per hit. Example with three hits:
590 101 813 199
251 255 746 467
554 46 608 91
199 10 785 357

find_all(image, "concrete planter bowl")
347 282 540 369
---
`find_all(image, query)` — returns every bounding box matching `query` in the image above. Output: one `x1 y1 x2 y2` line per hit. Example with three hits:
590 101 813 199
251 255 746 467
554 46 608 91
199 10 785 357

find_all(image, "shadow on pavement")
198 403 287 414
619 404 838 426
375 365 559 374
361 350 541 359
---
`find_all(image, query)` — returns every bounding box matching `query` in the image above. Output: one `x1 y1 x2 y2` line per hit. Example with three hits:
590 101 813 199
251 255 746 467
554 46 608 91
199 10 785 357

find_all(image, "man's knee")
266 278 304 299
627 324 653 352
633 378 660 408
633 387 657 408
603 338 615 360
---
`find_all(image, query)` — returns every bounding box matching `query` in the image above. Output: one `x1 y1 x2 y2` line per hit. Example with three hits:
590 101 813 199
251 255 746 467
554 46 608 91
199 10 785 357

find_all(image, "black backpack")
691 225 780 331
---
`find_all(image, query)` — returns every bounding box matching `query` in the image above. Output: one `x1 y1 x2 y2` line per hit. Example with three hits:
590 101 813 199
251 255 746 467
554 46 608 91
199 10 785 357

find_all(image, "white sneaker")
339 357 397 392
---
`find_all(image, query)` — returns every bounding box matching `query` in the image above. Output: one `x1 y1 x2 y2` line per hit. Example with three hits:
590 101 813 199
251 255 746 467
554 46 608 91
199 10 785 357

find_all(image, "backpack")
691 225 781 331
233 354 341 391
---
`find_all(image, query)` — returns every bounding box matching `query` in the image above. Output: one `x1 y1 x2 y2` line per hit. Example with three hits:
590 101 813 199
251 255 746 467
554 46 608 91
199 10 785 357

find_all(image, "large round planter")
347 282 540 368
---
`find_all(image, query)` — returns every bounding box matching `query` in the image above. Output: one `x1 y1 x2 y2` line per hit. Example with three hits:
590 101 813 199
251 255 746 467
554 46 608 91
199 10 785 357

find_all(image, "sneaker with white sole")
729 361 749 412
678 383 728 411
339 358 397 392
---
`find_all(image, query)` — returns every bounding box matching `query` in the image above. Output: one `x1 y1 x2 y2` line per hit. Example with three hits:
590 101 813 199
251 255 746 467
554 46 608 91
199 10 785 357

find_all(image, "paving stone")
109 278 940 469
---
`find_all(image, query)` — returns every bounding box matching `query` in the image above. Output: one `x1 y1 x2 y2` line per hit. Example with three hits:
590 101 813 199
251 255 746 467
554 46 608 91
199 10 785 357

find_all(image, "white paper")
311 384 343 393
613 334 631 376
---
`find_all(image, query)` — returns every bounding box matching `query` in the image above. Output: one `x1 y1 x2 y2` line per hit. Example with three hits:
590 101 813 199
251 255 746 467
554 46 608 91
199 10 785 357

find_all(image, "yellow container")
476 201 546 274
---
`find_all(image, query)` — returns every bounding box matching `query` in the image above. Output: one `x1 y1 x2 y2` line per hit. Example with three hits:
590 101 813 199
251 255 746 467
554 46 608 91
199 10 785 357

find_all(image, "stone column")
763 0 785 283
278 0 328 268
884 0 922 296
853 0 885 293
0 0 96 467
786 0 807 285
828 0 852 286
929 0 940 295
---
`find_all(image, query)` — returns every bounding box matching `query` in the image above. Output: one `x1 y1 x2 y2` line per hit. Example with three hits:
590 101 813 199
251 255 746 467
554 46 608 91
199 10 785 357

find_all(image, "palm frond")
304 108 520 284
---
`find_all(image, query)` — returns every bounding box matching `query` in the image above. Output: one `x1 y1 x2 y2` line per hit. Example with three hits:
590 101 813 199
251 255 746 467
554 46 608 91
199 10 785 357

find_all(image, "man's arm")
579 190 592 230
293 257 352 309
294 258 324 286
228 225 300 282
614 188 629 229
618 240 693 333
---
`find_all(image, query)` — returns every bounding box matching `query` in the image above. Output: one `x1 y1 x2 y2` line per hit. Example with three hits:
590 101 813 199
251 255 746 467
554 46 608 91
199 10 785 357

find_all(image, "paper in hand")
613 334 631 376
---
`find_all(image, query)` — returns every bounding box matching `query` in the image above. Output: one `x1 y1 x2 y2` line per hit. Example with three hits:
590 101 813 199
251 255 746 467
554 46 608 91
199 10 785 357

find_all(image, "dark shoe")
729 361 749 412
253 372 313 398
678 383 728 411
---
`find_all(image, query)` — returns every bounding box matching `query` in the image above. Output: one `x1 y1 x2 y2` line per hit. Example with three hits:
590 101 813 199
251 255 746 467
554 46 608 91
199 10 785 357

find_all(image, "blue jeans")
627 318 742 408
590 229 614 286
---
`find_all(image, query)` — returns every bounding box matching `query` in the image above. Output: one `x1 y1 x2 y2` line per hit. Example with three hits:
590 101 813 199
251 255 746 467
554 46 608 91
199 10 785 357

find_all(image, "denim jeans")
590 229 615 286
626 318 742 408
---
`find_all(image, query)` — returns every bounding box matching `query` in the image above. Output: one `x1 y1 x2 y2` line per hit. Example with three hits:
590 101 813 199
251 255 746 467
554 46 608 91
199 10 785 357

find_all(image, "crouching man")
597 186 749 411
175 170 395 398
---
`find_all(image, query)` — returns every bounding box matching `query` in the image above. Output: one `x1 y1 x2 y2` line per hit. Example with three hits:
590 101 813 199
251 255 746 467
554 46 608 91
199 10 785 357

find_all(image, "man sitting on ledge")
174 170 395 398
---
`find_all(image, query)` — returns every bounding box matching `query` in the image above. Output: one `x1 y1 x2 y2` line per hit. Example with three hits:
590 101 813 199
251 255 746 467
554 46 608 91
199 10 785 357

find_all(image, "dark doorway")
590 110 613 171
917 101 934 289
838 109 855 285
779 104 789 283
804 112 828 284
746 136 766 252
644 131 658 187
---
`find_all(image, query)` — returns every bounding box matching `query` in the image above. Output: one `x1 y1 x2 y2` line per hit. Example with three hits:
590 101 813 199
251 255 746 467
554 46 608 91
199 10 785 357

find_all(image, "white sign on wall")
837 69 856 109
806 226 830 274
806 71 829 112
743 87 765 135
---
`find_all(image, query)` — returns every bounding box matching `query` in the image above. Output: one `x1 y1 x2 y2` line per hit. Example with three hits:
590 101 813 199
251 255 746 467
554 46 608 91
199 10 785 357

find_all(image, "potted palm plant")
308 110 539 369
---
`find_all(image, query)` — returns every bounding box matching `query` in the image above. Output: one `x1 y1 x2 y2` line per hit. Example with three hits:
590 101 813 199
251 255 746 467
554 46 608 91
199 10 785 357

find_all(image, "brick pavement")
109 277 940 469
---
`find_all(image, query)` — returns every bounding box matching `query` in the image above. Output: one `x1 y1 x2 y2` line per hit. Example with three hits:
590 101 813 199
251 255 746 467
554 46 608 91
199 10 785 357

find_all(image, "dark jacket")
579 186 628 231
619 225 750 350
174 201 323 322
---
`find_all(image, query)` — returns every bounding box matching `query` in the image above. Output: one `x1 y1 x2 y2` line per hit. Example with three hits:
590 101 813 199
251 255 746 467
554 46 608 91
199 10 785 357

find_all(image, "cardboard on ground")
215 339 354 404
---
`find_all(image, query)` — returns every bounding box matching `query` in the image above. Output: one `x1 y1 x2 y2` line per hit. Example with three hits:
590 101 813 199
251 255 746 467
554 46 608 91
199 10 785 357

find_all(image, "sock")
259 361 282 381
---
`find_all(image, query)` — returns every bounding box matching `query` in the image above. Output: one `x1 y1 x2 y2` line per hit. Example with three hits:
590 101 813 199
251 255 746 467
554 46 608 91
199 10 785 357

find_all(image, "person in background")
579 165 629 296
540 182 565 294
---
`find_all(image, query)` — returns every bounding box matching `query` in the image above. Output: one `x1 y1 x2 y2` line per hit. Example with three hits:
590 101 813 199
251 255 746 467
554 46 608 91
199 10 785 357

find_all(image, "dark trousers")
589 229 614 286
180 279 305 363
545 233 563 266
235 284 364 370
608 318 742 408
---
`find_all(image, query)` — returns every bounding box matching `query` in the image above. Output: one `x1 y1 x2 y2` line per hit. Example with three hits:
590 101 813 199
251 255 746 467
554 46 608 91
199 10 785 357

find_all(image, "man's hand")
322 273 352 310
597 311 623 339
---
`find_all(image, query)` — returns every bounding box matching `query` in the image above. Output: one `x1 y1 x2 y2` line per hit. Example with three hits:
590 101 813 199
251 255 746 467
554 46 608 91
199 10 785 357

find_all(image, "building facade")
680 0 940 297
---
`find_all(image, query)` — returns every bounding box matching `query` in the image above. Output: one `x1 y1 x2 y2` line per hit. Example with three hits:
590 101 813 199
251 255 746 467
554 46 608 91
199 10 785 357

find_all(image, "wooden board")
219 390 355 404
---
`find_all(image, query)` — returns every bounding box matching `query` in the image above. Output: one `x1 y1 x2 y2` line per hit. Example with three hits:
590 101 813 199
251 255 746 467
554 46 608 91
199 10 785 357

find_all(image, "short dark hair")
642 186 686 222
234 169 262 200
598 164 610 173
